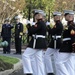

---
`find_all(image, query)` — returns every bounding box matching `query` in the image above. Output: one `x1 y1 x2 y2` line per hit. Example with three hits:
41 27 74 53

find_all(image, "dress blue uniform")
56 10 75 75
15 22 23 54
22 11 47 75
1 21 13 53
44 12 63 75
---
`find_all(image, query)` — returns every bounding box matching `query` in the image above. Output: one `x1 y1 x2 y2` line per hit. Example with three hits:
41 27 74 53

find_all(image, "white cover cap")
53 11 62 16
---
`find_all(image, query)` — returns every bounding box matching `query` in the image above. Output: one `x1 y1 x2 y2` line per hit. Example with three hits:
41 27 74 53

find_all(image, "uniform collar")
55 20 60 25
17 22 20 24
67 21 74 26
6 24 9 26
37 19 43 22
56 20 60 22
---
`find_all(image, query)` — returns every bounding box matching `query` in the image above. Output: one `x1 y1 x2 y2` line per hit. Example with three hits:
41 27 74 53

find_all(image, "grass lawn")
0 55 19 64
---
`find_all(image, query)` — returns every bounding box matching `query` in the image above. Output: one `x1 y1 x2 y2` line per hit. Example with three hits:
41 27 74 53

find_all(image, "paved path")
9 69 24 75
0 48 26 58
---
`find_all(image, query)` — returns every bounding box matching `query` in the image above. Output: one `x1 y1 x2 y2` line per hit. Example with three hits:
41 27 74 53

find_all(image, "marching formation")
22 9 75 75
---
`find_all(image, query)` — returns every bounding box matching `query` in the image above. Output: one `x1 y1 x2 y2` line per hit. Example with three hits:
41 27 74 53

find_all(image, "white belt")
52 35 61 49
32 35 45 48
63 38 71 41
32 35 45 39
52 36 61 39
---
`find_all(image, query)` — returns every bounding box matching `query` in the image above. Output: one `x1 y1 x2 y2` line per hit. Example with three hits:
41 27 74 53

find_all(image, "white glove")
27 20 31 24
32 22 35 26
19 36 21 38
46 21 50 26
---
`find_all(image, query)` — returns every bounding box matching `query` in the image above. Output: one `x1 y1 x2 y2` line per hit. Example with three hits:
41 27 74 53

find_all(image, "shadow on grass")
0 56 19 71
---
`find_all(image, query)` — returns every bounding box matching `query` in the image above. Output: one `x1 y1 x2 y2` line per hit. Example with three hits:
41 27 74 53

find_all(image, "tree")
24 0 55 21
41 0 55 21
54 0 75 12
0 0 25 23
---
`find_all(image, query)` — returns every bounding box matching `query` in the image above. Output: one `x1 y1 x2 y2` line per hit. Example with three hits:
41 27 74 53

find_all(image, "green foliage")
0 0 25 23
24 0 55 19
54 0 75 12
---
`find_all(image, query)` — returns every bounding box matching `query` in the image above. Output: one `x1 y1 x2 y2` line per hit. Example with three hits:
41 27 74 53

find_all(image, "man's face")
37 14 43 19
65 14 69 21
34 14 39 22
68 14 74 21
16 19 20 23
54 15 61 21
35 13 43 21
7 21 10 24
42 16 46 22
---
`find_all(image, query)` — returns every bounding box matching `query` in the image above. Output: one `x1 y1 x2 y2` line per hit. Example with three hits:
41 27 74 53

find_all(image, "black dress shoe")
17 53 21 55
47 73 54 75
13 52 21 55
7 52 10 54
3 52 6 54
